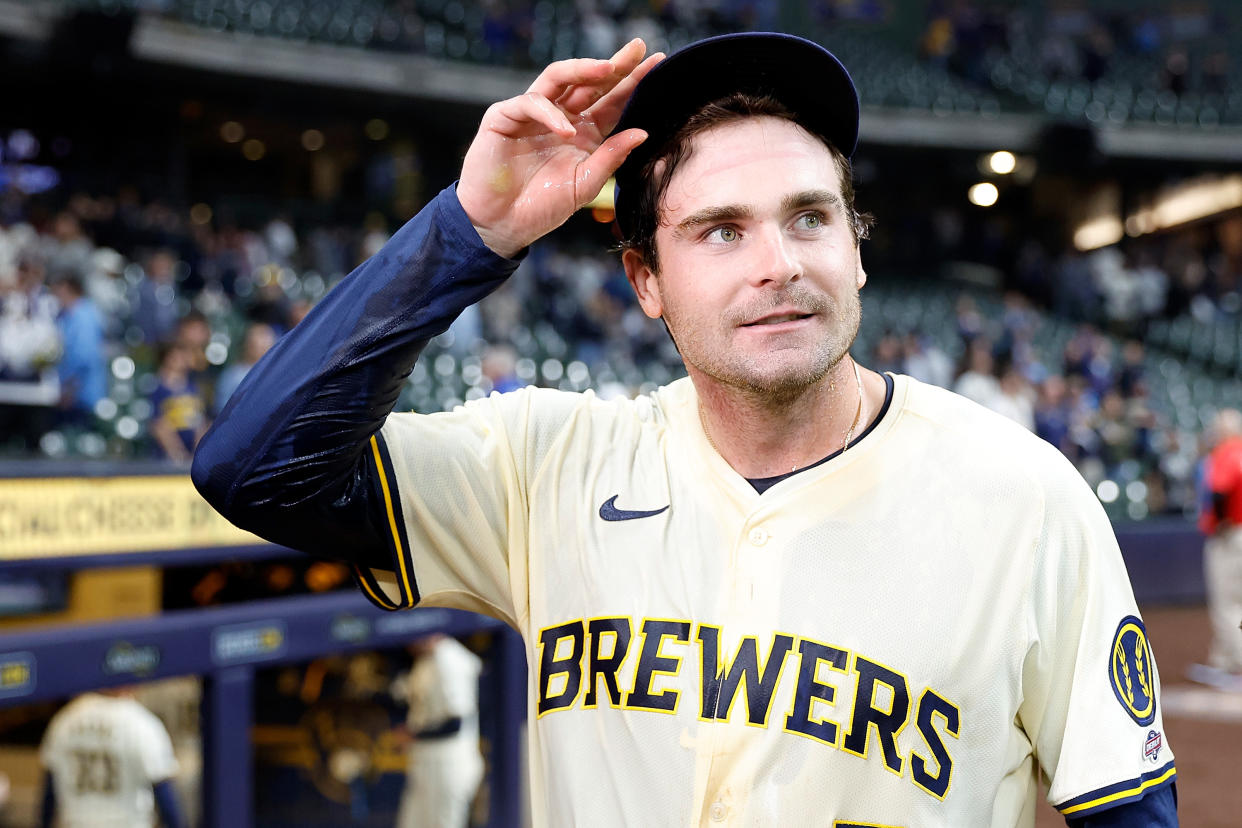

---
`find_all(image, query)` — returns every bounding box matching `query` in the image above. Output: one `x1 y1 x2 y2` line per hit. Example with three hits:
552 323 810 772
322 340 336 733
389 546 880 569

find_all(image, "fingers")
555 38 649 115
486 92 577 139
574 128 649 206
526 57 616 103
493 41 654 139
588 51 665 135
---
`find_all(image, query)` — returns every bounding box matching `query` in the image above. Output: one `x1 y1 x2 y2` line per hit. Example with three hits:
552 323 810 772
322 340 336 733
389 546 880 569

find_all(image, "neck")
695 356 870 479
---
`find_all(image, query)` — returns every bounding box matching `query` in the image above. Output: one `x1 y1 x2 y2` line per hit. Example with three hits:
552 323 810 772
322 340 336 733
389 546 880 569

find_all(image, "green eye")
800 213 822 228
718 227 738 242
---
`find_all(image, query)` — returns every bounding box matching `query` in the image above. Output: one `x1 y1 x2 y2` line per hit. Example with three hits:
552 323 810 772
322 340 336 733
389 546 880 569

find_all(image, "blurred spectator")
287 298 313 328
42 211 93 284
1203 50 1230 96
1117 340 1147 398
1161 47 1189 95
0 256 60 379
263 214 299 267
990 364 1035 431
954 294 984 344
246 265 294 332
870 331 903 374
481 343 521 394
86 247 131 338
953 339 1000 408
134 249 181 346
174 311 212 375
1034 374 1072 454
215 322 277 414
1191 408 1242 692
901 331 953 388
1094 391 1139 474
49 272 106 429
0 254 61 449
149 342 210 464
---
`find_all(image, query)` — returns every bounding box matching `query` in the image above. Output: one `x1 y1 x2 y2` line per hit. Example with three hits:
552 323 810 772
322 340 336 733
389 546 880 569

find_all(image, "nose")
747 225 800 289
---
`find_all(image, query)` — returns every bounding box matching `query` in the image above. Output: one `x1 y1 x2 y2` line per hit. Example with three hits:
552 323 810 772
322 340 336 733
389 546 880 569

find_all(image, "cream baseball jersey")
358 372 1175 827
40 693 179 828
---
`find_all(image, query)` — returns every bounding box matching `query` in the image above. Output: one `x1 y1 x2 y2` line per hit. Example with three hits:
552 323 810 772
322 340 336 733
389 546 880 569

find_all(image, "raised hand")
458 39 663 259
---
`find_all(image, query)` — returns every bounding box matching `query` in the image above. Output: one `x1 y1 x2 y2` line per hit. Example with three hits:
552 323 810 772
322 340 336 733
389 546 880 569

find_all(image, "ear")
623 248 664 319
854 246 867 291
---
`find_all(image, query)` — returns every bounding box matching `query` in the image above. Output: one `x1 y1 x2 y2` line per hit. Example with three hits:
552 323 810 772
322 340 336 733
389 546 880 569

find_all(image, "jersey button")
748 527 769 546
709 801 728 822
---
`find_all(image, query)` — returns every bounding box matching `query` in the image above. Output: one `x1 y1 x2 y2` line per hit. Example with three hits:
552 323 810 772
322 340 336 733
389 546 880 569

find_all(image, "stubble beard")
668 283 863 409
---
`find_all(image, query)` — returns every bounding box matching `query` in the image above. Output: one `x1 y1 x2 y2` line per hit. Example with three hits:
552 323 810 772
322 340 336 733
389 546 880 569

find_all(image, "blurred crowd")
0 178 1228 525
1020 216 1242 336
921 0 1233 96
0 191 332 461
870 292 1200 521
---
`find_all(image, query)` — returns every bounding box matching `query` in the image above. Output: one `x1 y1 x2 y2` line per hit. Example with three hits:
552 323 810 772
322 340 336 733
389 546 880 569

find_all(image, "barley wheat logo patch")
1109 615 1156 726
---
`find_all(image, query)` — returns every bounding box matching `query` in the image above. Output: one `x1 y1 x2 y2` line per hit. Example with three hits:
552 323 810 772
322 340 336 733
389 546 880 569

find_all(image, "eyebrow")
673 189 844 235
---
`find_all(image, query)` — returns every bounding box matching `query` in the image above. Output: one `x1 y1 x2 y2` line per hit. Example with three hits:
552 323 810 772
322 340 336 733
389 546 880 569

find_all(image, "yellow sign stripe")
0 476 261 560
369 436 413 606
1060 766 1177 815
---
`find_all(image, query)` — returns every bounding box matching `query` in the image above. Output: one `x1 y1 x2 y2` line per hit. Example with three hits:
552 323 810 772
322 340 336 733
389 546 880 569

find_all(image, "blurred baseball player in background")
39 688 186 828
1192 408 1242 691
390 634 485 828
195 32 1177 826
133 676 203 827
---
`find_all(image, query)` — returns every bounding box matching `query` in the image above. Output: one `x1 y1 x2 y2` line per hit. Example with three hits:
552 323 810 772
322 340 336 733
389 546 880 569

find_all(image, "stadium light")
242 139 266 161
1142 175 1242 231
1097 480 1120 503
220 121 244 143
987 151 1016 175
365 119 389 141
1073 216 1124 251
301 129 325 151
968 182 998 207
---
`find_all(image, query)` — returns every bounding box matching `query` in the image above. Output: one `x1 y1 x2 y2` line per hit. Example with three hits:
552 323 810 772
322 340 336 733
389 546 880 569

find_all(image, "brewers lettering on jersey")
194 32 1178 827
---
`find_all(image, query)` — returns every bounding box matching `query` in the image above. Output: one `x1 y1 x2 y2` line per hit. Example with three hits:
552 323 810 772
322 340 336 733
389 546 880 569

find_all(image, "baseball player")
133 676 203 826
391 634 485 828
39 689 186 828
194 32 1177 826
1192 408 1242 689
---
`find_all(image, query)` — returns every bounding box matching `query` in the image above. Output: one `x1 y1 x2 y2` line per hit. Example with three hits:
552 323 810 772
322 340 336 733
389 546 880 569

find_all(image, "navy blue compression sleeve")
191 184 520 574
39 771 54 828
153 778 188 828
1065 783 1177 827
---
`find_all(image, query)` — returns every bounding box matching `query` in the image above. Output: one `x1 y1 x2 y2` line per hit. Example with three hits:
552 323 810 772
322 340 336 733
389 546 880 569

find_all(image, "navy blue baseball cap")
611 32 859 238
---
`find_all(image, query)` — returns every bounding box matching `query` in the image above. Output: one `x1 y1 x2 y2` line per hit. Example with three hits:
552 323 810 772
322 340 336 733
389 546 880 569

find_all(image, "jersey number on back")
72 749 119 794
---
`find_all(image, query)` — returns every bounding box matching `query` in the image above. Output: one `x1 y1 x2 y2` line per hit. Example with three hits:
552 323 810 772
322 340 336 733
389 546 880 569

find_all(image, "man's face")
624 116 865 402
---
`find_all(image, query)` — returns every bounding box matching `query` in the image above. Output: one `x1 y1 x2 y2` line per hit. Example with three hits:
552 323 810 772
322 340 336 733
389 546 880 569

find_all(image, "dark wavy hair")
619 93 873 272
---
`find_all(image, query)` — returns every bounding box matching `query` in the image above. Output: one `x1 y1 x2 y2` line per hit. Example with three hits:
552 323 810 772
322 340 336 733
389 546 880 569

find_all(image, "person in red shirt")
1193 408 1242 690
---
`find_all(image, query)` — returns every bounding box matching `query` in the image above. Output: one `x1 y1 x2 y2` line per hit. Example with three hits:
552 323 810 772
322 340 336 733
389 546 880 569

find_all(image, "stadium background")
1 0 1240 824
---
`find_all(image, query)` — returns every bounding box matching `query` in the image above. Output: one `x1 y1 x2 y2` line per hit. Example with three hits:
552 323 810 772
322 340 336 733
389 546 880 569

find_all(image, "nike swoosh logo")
599 495 669 522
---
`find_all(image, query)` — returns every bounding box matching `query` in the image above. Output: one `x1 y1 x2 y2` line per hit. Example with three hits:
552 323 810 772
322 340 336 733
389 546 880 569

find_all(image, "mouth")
740 311 815 328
